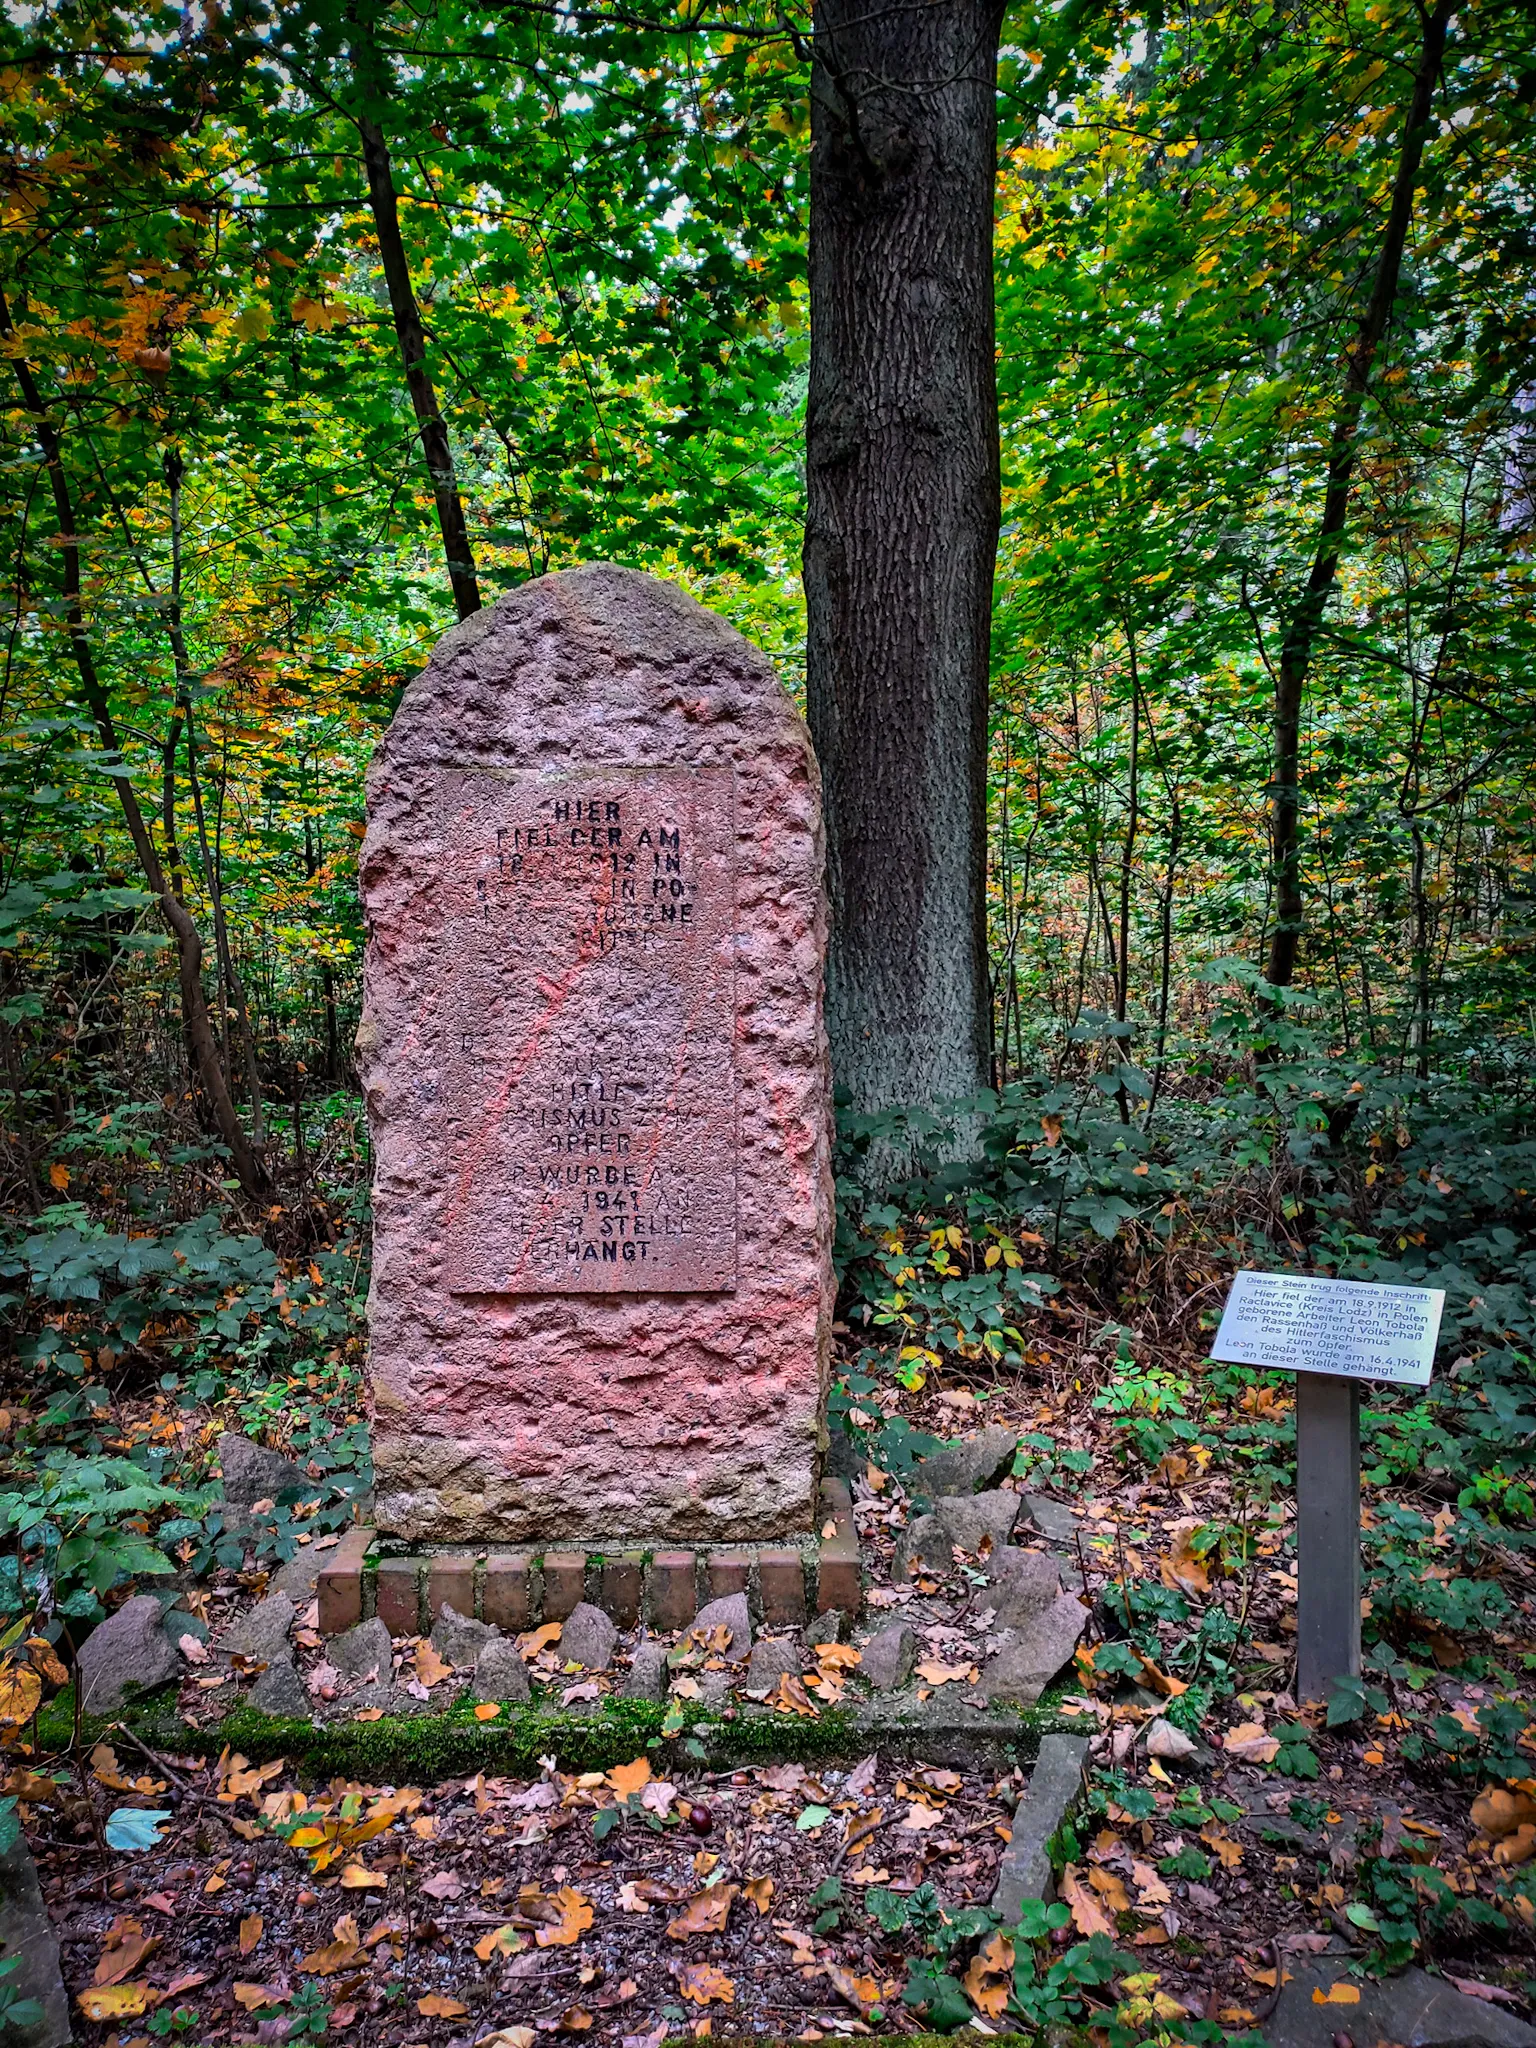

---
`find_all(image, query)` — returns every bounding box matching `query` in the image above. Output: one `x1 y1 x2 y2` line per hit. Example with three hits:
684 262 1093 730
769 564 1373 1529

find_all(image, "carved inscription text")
435 765 737 1293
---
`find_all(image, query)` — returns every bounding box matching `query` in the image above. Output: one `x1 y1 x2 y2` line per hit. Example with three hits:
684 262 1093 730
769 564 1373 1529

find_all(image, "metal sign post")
1295 1372 1361 1699
1210 1270 1444 1704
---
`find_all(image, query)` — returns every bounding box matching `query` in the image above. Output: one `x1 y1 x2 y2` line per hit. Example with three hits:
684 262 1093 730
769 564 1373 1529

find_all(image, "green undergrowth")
38 1683 1073 1779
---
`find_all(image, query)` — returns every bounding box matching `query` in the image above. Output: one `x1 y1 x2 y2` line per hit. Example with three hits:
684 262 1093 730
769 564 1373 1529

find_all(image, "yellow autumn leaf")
418 1993 468 2018
1313 1983 1361 2005
78 1984 149 2021
48 1163 70 1190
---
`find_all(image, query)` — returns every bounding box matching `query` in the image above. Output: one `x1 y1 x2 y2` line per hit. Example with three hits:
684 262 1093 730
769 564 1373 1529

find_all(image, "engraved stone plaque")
360 565 833 1544
436 765 737 1293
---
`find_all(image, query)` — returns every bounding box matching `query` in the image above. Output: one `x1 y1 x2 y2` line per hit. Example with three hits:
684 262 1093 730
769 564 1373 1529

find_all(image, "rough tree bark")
803 0 1006 1121
352 51 482 623
1265 0 1451 991
0 294 271 1199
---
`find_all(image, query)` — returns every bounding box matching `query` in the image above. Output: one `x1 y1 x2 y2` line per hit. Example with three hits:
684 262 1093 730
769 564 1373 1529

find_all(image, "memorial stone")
359 565 834 1544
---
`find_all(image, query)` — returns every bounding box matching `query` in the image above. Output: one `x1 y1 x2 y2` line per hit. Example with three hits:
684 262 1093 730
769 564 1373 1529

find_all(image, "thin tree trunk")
160 452 268 1144
1265 0 1451 990
353 79 481 621
804 0 1004 1119
0 297 270 1199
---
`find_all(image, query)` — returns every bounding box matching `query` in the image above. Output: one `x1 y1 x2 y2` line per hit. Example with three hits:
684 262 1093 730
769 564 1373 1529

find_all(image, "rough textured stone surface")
473 1637 532 1704
248 1655 310 1718
216 1593 295 1664
806 1609 845 1646
217 1432 307 1510
991 1734 1089 1920
859 1623 916 1691
432 1603 497 1669
559 1602 618 1673
0 1826 71 2047
911 1425 1018 1499
745 1635 803 1696
622 1641 670 1701
1018 1493 1079 1545
360 566 833 1543
900 1491 1020 1574
985 1548 1063 1629
1262 1963 1536 2048
78 1595 180 1713
977 1594 1089 1706
272 1548 323 1598
329 1617 392 1684
689 1592 752 1662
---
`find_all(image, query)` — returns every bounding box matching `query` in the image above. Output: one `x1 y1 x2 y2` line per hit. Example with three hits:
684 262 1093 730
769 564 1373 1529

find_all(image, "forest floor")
19 1347 1536 2046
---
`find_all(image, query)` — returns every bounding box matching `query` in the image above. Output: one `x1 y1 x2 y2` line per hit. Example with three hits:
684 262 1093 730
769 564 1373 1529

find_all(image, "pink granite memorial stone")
358 565 834 1542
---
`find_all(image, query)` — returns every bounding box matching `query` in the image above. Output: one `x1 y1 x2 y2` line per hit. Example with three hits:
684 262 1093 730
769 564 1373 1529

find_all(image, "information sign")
1209 1269 1444 1387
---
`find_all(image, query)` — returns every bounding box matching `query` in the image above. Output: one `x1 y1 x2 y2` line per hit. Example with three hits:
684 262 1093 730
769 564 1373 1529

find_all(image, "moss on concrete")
35 1678 1081 1782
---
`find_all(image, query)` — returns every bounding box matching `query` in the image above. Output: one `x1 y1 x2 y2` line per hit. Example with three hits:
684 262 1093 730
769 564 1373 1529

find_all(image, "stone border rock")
990 1732 1091 1921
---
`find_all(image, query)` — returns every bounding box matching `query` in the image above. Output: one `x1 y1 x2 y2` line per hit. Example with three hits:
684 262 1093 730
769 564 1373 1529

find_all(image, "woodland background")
0 0 1534 1723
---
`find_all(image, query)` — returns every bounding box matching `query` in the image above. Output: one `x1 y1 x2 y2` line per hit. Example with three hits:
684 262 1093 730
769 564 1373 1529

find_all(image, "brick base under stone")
317 1479 859 1638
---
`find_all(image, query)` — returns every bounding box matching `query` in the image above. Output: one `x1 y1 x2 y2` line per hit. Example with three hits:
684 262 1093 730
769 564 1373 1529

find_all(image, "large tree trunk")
803 0 1005 1121
1264 0 1450 991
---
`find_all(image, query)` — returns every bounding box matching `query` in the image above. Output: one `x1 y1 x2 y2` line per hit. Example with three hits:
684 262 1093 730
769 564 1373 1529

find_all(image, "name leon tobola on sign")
1210 1270 1447 1702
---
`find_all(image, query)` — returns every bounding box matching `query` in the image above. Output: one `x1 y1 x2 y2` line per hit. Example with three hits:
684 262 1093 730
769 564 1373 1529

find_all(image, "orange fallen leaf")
414 1640 454 1688
25 1636 68 1687
233 1984 289 2012
1362 1746 1386 1766
1087 1866 1131 1913
474 1925 525 1961
1492 1823 1536 1867
299 1914 362 1976
743 1875 774 1914
1472 1787 1536 1841
239 1915 263 1956
608 1757 652 1799
963 1930 1015 2018
519 1622 563 1659
77 1983 149 2021
675 1962 735 2006
667 1885 736 1939
473 1703 501 1721
418 1993 468 2018
1200 1825 1243 1870
94 1929 159 1988
353 1706 385 1722
1060 1865 1115 1939
1223 1721 1281 1763
914 1658 973 1685
1159 1527 1211 1597
824 1960 883 2012
536 1885 593 1947
338 1863 387 1889
1313 1983 1361 2005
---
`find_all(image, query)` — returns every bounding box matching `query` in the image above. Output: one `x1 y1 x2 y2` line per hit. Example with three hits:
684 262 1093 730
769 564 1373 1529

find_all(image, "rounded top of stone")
377 562 808 775
437 563 742 671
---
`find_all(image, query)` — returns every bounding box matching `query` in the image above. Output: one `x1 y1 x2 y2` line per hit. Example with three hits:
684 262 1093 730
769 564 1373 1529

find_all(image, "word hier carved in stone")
1210 1268 1445 1386
359 565 833 1544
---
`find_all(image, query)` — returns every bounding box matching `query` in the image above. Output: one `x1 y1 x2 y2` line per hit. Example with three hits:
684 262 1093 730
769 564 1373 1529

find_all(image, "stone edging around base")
318 1477 861 1637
